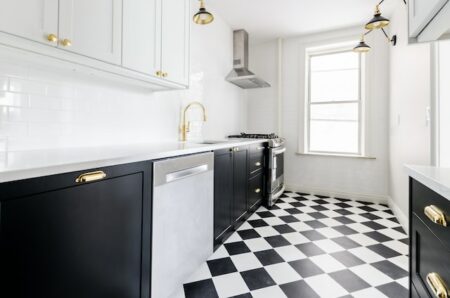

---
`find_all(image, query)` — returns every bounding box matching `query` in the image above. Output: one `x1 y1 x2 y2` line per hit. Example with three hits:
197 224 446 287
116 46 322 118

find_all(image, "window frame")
304 44 366 157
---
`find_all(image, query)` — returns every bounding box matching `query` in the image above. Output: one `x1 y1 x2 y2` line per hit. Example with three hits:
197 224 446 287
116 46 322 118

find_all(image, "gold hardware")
255 162 261 167
234 147 240 152
427 272 448 298
424 205 447 227
47 33 58 43
60 38 72 47
181 102 207 142
162 72 168 78
156 70 163 77
255 188 261 193
75 171 107 183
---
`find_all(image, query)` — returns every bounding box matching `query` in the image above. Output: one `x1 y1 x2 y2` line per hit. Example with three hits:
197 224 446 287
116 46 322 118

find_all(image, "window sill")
296 152 376 160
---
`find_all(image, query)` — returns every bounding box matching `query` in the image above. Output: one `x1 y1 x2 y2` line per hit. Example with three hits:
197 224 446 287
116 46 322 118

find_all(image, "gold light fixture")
353 35 371 53
365 4 390 30
193 0 214 25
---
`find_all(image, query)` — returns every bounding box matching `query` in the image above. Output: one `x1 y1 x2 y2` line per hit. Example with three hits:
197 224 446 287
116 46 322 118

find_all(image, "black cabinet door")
233 148 248 223
248 173 263 210
214 150 233 241
0 171 146 298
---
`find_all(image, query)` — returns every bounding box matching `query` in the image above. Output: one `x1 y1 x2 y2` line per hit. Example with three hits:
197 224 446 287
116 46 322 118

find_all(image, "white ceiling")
207 0 399 44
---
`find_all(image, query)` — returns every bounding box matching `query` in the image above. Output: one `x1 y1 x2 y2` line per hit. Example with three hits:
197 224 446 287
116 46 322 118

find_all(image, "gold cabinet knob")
234 147 240 152
162 72 168 78
424 205 447 227
60 38 72 47
47 33 58 43
426 272 448 298
156 70 162 77
255 188 261 193
255 162 261 167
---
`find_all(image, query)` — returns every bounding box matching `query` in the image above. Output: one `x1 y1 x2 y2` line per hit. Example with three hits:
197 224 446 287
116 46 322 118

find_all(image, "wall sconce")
354 0 405 53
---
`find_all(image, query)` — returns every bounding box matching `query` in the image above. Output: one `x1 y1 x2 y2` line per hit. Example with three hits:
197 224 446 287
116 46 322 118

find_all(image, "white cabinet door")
161 0 190 86
0 0 58 46
59 0 122 64
409 0 448 37
122 0 161 78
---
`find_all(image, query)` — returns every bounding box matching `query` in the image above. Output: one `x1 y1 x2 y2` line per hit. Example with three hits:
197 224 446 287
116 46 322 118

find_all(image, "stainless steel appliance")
152 153 214 298
228 133 286 207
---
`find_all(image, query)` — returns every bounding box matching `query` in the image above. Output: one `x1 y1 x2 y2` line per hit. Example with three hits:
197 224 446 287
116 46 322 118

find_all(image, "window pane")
311 52 359 71
310 103 358 121
309 120 359 154
310 69 359 102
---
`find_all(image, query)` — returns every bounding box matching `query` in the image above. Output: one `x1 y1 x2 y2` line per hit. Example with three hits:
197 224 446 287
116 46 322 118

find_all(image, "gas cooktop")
228 133 279 139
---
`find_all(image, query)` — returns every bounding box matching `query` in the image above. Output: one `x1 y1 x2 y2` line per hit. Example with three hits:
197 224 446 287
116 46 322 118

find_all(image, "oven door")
267 146 285 204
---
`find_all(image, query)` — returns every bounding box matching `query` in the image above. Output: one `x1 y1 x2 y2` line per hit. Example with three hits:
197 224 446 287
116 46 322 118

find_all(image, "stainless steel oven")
267 140 285 207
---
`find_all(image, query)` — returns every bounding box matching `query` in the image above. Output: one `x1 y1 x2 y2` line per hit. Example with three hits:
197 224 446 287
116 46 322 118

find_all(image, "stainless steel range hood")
226 30 270 89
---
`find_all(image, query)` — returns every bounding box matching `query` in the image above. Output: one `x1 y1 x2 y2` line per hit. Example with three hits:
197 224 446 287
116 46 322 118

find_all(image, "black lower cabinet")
409 178 450 298
233 148 249 223
214 144 265 249
0 162 152 298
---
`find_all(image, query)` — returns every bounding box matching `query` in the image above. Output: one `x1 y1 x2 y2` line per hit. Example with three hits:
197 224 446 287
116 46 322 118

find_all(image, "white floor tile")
230 253 263 272
265 263 302 284
350 264 393 287
313 239 345 253
251 286 288 298
254 226 279 237
351 287 388 298
316 227 343 239
213 273 250 297
347 233 379 246
282 232 310 245
244 238 273 252
348 247 385 263
263 217 285 226
274 245 307 262
310 254 346 273
208 245 229 260
304 274 348 297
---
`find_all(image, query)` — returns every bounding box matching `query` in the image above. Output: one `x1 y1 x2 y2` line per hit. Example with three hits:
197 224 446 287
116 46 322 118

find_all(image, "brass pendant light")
365 4 390 30
353 35 371 53
193 0 214 25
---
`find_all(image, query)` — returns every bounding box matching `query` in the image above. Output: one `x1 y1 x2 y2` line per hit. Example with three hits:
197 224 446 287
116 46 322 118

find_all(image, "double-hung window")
305 45 365 156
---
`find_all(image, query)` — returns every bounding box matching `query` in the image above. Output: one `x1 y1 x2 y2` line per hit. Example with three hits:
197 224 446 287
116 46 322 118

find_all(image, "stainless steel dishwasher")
152 152 214 298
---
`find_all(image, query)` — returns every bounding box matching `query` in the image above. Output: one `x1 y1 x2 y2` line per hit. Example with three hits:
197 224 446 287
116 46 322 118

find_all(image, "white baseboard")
285 184 389 205
387 196 409 234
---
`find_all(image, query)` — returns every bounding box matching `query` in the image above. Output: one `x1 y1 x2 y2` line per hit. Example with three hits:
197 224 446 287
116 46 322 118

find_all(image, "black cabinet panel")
411 179 450 250
410 215 450 298
214 151 233 241
248 173 263 210
0 162 151 298
233 148 248 223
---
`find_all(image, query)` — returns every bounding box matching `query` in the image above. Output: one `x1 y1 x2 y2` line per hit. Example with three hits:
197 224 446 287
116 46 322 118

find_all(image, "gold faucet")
181 101 207 142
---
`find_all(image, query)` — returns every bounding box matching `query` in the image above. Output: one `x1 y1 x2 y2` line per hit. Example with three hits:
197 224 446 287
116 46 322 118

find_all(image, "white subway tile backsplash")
9 78 47 95
0 92 29 107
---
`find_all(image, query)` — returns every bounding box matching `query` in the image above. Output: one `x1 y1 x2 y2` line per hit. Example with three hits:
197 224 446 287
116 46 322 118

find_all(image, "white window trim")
300 42 371 158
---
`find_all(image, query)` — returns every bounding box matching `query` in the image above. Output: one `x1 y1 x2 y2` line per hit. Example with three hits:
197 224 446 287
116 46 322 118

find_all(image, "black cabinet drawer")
248 173 263 209
249 143 265 175
411 215 450 298
411 179 450 249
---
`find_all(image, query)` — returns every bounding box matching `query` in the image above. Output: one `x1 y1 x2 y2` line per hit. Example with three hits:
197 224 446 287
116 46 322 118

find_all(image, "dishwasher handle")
153 152 214 187
166 164 208 183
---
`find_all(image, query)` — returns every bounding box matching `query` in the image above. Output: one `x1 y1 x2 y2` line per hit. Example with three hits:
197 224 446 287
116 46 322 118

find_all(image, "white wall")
0 2 247 153
437 40 450 166
248 27 390 202
389 4 431 227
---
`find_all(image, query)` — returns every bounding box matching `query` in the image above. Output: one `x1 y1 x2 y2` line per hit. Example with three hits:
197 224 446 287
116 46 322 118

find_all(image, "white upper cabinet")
123 0 162 77
0 0 58 46
409 0 450 42
161 0 190 86
58 0 122 65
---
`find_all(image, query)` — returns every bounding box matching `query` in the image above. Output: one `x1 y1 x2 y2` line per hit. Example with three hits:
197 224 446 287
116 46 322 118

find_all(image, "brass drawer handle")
75 171 107 183
234 147 240 152
255 162 261 167
424 205 447 227
427 272 448 298
255 188 261 193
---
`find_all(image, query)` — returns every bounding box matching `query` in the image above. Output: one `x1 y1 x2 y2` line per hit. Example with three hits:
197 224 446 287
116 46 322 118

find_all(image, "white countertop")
405 165 450 200
0 139 266 183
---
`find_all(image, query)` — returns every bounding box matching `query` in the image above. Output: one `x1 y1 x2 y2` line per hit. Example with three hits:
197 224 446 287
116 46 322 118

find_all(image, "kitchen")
0 0 449 297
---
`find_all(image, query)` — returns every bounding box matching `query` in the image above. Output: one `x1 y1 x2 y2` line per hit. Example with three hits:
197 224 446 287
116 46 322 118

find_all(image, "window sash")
306 48 363 156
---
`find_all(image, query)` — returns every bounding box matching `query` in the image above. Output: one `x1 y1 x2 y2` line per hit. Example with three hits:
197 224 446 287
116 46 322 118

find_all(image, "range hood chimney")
226 30 271 89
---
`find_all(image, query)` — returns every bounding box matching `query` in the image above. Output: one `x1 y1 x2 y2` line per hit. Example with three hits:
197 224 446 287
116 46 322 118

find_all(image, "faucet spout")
181 102 207 142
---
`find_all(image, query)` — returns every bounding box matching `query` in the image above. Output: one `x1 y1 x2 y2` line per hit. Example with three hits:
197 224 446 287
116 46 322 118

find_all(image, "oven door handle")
272 147 286 155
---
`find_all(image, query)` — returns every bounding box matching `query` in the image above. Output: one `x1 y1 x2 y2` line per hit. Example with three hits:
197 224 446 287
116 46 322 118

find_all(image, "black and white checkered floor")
183 192 409 298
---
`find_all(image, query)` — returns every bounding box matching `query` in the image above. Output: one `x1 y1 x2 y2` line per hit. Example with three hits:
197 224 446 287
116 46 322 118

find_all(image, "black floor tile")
371 260 408 279
361 221 387 230
207 257 237 276
272 224 296 234
330 269 371 292
332 236 361 249
304 220 327 229
224 241 251 255
330 251 365 267
240 268 276 291
184 279 219 298
289 259 324 278
333 225 358 235
367 244 401 258
280 280 320 298
364 231 393 243
377 282 409 298
279 215 300 223
334 216 356 225
254 249 284 266
248 219 268 228
265 235 291 248
237 229 261 240
295 242 326 256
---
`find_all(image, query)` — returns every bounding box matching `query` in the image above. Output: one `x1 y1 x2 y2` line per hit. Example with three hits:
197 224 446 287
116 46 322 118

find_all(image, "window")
305 45 365 156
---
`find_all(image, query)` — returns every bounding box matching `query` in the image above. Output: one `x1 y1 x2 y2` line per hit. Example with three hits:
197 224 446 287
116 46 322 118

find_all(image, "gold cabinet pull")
47 33 58 43
156 70 162 77
255 162 261 167
60 38 72 47
427 272 448 298
234 147 240 152
75 171 107 183
424 205 447 227
255 188 261 193
162 72 168 78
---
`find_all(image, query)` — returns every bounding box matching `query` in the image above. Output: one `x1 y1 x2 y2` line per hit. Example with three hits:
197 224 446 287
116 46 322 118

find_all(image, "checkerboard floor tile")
183 192 409 298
